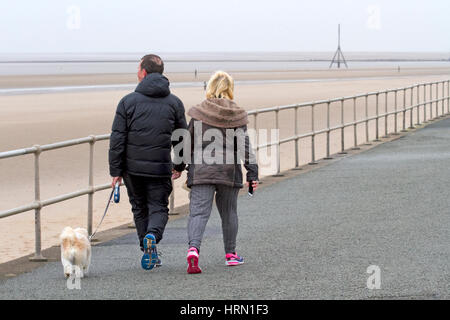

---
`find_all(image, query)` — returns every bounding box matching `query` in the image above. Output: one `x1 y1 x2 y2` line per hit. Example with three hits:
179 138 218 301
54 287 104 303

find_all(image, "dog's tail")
60 226 77 264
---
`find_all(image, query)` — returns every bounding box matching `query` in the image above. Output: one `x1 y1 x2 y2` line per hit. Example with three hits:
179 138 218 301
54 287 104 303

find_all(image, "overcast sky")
1 0 449 53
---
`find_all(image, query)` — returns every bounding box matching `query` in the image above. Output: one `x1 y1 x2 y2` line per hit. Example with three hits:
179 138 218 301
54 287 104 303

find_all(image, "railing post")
442 81 449 115
293 107 302 169
416 84 421 126
374 92 381 141
364 94 371 145
273 109 284 176
29 145 46 262
87 135 95 238
448 80 450 115
409 86 414 129
423 84 427 123
441 81 445 117
339 98 347 153
253 113 259 165
352 97 360 150
392 89 399 135
294 108 299 167
383 91 389 138
401 88 407 132
430 83 433 120
324 102 333 159
309 104 318 165
436 81 439 117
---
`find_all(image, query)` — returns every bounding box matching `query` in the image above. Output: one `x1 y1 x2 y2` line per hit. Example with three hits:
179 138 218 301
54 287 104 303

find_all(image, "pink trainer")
187 247 202 274
225 253 244 266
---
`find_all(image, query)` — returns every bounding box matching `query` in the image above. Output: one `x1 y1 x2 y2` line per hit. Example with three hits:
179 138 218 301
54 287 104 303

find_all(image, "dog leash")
89 183 120 241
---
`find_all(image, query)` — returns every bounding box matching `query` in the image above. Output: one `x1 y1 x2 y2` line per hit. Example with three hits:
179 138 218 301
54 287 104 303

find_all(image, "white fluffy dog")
59 227 91 279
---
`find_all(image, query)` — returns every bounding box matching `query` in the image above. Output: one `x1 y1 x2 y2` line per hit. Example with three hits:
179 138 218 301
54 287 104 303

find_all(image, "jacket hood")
187 98 248 128
135 73 171 98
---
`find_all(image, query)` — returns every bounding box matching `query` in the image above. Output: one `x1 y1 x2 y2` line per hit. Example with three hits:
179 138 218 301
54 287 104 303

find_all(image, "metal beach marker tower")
329 24 348 69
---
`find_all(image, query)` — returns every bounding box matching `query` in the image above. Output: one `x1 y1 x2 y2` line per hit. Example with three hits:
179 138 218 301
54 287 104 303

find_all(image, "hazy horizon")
1 51 449 61
1 0 449 54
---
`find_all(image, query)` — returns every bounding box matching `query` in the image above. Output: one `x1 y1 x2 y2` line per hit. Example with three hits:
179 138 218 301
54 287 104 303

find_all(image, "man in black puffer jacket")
109 54 187 270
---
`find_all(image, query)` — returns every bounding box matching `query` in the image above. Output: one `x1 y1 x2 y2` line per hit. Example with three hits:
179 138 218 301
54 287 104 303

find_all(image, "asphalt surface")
1 118 449 300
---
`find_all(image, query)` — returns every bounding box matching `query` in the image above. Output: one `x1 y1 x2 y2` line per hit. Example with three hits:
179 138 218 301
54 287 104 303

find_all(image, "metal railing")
247 79 449 173
0 79 449 261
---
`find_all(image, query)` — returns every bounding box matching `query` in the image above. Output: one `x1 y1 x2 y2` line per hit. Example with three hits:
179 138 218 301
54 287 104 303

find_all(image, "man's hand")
172 169 182 180
247 180 259 191
112 176 122 188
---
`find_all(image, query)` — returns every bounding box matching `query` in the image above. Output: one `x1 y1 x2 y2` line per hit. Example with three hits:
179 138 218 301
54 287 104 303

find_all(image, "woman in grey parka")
185 71 259 274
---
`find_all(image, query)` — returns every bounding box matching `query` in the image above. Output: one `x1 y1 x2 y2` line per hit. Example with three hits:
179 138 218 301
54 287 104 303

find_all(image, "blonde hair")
206 71 234 100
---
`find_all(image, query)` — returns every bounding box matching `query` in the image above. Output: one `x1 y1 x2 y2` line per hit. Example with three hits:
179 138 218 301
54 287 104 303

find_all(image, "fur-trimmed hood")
187 98 248 128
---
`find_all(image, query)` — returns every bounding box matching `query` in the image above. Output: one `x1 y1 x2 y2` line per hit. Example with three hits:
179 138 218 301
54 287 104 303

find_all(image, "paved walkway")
1 118 449 299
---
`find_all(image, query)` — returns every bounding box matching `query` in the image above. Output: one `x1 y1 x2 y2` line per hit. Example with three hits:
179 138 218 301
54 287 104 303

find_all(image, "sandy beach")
0 67 449 263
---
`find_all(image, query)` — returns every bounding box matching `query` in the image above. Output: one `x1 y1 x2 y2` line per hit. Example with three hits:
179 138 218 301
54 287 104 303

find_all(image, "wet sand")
1 67 450 88
0 68 449 263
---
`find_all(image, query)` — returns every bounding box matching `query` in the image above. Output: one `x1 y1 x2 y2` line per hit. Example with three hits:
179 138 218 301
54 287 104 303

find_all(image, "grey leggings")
188 184 240 254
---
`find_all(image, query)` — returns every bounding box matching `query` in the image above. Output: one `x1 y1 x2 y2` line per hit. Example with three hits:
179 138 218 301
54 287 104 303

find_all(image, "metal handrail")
0 79 449 261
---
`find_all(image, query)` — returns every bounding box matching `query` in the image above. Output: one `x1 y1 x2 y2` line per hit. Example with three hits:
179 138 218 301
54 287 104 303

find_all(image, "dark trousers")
123 173 172 249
